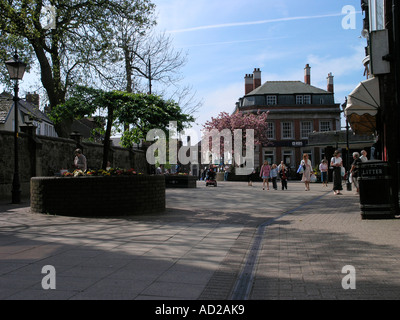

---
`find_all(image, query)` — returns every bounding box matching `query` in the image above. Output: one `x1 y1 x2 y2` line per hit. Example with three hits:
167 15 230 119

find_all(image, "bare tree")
109 24 202 128
130 30 203 116
158 84 203 117
117 29 186 92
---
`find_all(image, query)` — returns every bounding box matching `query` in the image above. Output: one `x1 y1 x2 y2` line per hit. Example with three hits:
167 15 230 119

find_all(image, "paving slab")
1 180 399 300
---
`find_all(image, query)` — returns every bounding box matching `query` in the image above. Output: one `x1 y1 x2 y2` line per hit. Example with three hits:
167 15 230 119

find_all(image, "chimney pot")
327 72 334 93
253 68 262 91
245 73 254 95
26 92 40 108
304 64 311 85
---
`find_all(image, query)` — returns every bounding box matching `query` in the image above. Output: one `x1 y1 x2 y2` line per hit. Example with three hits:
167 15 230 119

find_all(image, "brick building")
234 65 341 171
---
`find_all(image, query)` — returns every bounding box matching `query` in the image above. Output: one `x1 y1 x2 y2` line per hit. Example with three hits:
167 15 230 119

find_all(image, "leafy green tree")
0 0 155 137
50 86 194 169
116 93 194 146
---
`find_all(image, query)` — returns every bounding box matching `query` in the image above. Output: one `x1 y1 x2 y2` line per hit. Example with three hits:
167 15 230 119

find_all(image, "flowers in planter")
86 170 97 176
74 170 85 177
61 168 139 177
168 172 189 176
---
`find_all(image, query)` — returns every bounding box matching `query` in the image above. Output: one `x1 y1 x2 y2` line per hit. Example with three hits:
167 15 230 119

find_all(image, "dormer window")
296 95 304 104
266 95 277 105
296 95 311 105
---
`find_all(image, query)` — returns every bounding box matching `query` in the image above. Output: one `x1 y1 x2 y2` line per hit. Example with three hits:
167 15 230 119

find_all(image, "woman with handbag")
300 153 312 191
330 150 343 195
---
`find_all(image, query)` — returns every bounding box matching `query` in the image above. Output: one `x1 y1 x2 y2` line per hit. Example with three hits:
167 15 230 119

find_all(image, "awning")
345 77 380 135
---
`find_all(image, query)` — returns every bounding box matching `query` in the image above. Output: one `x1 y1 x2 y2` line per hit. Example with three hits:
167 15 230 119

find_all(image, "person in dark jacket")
279 163 289 190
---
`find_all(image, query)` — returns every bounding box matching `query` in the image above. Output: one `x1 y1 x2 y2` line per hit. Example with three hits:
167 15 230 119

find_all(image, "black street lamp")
5 51 27 204
341 98 350 166
341 97 352 191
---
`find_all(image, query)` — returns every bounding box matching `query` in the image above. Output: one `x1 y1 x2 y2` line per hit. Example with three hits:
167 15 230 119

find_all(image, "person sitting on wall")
74 149 87 171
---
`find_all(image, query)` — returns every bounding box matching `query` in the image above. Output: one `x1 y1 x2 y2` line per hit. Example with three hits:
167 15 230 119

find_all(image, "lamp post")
341 97 352 191
5 51 27 204
341 98 350 167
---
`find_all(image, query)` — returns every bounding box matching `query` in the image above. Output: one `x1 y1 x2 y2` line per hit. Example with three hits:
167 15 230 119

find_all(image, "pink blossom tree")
202 111 269 165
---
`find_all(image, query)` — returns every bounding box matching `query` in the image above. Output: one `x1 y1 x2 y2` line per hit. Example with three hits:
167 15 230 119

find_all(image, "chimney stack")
245 74 254 95
26 92 40 108
244 68 262 95
304 64 311 85
327 72 334 93
253 68 262 90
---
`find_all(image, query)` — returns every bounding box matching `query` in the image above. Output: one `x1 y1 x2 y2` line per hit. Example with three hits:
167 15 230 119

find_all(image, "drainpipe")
392 0 400 213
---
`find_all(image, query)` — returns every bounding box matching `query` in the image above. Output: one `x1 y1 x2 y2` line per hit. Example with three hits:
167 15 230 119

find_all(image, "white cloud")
179 35 290 48
167 12 347 34
200 82 243 119
306 46 365 80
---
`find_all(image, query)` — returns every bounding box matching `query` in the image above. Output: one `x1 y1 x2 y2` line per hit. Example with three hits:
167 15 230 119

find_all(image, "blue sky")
152 0 366 140
1 0 366 142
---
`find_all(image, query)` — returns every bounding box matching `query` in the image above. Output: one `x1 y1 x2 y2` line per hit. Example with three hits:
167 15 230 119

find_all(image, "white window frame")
319 120 332 132
266 121 275 140
282 149 294 169
263 149 275 165
304 95 311 104
281 121 293 139
266 95 277 105
301 121 313 139
296 95 304 105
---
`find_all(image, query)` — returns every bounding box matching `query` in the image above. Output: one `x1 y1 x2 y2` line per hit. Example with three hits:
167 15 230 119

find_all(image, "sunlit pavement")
1 180 399 300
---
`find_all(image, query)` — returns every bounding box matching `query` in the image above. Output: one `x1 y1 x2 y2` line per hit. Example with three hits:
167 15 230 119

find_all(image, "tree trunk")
124 46 132 132
31 42 69 137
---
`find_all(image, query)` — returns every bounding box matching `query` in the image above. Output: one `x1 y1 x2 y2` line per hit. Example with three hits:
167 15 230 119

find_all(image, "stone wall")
31 175 165 216
0 130 148 200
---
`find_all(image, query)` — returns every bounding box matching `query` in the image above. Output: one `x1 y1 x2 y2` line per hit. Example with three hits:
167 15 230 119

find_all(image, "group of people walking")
349 150 369 194
205 149 371 195
299 150 347 195
259 161 289 191
328 149 370 195
300 149 370 195
258 151 346 193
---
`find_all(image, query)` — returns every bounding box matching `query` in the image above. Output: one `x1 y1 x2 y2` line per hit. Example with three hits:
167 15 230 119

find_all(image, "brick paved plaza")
1 180 400 300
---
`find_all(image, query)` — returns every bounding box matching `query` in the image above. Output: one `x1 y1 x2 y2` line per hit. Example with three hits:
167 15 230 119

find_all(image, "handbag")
310 174 317 183
297 164 304 174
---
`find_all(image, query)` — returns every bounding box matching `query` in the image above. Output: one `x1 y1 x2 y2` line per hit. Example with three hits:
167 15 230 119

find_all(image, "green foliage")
0 0 156 137
48 86 101 124
117 93 194 147
50 85 195 149
0 32 34 88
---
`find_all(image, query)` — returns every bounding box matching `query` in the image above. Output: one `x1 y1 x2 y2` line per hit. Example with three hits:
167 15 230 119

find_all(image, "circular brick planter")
30 175 165 217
